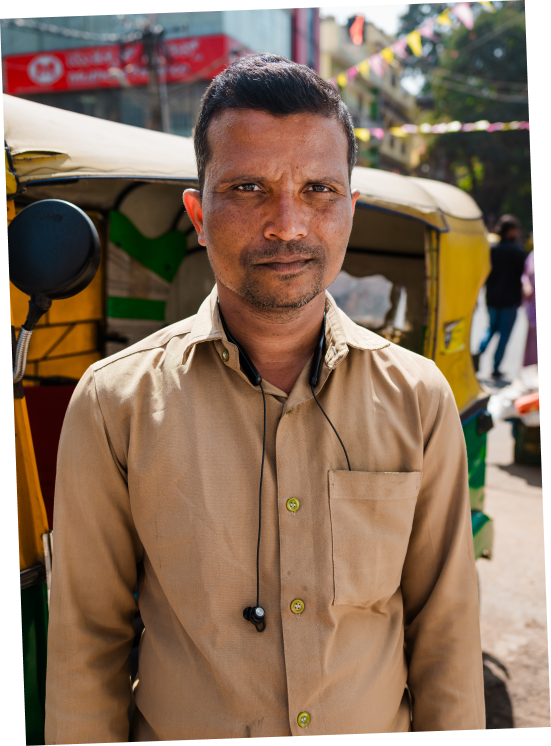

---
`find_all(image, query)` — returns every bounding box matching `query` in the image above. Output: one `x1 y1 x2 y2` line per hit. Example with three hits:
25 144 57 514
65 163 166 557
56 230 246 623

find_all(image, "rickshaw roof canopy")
4 94 483 230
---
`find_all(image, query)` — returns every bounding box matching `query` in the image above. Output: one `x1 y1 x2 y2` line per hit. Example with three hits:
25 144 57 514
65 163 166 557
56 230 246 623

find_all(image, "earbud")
218 302 348 638
243 605 266 632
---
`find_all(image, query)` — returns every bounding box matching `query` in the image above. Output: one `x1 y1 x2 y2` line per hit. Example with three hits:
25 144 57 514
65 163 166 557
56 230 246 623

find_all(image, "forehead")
205 109 349 177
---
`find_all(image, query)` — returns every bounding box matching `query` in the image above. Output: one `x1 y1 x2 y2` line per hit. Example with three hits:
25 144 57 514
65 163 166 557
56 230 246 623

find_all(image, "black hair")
494 214 521 240
193 53 357 192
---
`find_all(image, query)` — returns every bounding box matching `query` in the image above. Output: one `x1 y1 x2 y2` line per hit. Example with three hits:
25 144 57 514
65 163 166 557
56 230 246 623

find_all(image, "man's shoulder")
91 315 196 376
341 311 439 379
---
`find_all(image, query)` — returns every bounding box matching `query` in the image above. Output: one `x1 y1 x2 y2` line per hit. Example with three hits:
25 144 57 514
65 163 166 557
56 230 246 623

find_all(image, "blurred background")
0 3 531 223
2 1 547 731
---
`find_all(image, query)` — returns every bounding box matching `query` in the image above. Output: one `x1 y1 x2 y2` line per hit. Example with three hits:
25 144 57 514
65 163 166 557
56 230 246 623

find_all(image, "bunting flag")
418 19 438 41
451 3 475 30
391 38 409 59
480 1 496 12
437 9 454 26
370 54 385 78
356 129 371 142
335 2 495 91
347 66 359 84
406 30 423 57
357 59 370 78
353 121 529 141
336 72 347 87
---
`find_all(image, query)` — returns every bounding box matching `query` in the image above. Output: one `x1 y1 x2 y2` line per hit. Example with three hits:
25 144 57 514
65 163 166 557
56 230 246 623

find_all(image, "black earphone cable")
256 381 267 607
310 383 351 471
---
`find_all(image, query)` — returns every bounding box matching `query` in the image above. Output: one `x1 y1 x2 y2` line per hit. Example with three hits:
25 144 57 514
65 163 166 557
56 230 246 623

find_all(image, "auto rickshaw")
4 92 493 745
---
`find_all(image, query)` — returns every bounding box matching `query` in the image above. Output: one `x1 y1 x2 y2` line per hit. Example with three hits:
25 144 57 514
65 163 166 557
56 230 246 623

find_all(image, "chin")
241 283 324 310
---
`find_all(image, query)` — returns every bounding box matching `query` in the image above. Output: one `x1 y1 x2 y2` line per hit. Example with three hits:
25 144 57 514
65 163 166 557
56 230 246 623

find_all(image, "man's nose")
263 193 308 242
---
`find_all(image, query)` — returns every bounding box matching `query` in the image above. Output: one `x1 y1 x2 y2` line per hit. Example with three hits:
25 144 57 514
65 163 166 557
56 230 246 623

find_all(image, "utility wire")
426 74 528 103
420 63 527 90
444 12 524 58
0 17 189 44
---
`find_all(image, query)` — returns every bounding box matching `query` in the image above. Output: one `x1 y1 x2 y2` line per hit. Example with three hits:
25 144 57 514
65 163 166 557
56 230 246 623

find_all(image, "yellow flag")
337 72 347 88
389 127 406 138
480 1 495 12
357 59 370 78
407 30 423 57
355 128 371 143
381 47 394 63
436 10 453 26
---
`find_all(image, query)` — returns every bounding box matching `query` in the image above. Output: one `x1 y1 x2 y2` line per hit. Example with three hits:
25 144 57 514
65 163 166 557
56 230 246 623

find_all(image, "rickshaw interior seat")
332 205 427 355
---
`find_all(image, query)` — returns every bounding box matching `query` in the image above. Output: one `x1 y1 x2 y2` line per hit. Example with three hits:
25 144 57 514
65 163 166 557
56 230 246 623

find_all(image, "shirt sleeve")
45 367 143 744
401 367 485 731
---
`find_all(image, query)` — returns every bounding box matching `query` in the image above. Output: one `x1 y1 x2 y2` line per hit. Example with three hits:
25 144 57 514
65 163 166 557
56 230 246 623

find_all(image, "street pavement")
478 420 549 728
470 291 549 728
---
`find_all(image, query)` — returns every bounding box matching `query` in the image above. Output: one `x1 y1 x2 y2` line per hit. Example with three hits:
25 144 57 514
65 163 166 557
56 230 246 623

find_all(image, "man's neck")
216 282 326 395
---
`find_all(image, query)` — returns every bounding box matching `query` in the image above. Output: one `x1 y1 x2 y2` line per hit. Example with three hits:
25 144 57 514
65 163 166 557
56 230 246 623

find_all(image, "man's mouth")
255 256 313 273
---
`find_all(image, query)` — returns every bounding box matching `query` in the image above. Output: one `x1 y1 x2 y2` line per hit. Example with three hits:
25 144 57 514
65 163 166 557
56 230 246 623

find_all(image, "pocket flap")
329 470 422 500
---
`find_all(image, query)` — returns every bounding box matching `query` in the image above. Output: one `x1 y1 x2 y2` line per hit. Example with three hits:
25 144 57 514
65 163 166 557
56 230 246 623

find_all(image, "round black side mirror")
8 198 101 301
8 199 101 383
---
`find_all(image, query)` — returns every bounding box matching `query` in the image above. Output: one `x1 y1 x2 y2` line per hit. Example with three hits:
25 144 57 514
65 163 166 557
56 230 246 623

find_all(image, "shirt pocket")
328 470 422 607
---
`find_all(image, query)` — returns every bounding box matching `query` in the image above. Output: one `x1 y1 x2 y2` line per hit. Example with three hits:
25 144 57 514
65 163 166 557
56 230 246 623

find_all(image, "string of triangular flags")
330 2 495 89
354 119 529 142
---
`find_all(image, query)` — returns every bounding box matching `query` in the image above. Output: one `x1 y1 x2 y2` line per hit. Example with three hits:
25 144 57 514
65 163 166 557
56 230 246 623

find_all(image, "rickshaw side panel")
432 215 493 560
434 216 490 415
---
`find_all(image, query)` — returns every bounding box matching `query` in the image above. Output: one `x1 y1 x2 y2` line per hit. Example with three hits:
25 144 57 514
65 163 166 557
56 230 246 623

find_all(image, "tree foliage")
399 1 531 230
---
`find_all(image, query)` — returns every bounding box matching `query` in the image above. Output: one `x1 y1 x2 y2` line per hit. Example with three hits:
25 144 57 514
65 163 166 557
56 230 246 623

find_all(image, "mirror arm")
13 293 52 384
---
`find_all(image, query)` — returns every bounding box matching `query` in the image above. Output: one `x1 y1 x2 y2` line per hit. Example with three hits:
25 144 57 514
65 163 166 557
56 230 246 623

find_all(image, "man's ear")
183 189 206 246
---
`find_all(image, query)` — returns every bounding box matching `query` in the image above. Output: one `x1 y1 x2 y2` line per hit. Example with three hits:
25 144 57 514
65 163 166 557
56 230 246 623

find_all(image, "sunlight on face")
195 109 359 311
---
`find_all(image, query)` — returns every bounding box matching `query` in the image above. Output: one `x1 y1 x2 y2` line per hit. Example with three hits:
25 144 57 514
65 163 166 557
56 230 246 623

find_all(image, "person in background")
473 215 527 378
521 246 537 366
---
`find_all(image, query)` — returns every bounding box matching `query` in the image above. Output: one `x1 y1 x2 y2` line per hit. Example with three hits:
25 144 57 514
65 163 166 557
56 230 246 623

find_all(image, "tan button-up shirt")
45 288 485 744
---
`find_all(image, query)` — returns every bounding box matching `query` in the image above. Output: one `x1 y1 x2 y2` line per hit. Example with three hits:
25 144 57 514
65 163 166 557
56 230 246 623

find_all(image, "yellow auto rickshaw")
5 92 493 745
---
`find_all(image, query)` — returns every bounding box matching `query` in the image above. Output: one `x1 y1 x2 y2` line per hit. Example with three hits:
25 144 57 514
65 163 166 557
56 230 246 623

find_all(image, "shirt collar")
180 285 390 373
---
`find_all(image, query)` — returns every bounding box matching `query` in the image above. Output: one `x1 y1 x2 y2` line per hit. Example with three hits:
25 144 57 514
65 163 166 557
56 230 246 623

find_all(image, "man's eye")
308 184 331 193
236 183 260 192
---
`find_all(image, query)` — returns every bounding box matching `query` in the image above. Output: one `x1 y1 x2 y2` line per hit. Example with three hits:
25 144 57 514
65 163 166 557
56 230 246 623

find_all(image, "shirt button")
291 598 305 614
221 349 229 362
286 498 300 513
297 712 310 728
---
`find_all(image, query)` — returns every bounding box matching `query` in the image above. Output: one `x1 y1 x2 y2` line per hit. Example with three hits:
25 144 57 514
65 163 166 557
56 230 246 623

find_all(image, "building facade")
320 15 419 174
1 10 319 136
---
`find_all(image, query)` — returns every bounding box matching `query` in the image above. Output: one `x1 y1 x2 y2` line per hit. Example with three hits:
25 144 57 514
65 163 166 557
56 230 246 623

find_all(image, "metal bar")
20 563 46 590
41 531 53 609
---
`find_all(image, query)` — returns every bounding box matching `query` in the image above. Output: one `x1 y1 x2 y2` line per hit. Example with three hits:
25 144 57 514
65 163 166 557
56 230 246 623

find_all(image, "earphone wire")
310 383 351 471
257 381 267 607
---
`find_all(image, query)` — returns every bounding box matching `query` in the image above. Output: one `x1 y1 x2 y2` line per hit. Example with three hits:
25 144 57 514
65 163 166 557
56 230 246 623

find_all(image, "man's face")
184 109 360 310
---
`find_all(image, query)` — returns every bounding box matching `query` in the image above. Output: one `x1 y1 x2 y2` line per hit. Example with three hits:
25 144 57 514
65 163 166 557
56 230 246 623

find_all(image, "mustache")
240 240 326 267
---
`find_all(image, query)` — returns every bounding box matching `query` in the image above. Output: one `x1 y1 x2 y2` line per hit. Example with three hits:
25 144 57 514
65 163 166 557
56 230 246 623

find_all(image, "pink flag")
418 19 438 40
347 66 359 84
452 3 474 30
391 38 409 58
370 128 385 140
370 54 385 78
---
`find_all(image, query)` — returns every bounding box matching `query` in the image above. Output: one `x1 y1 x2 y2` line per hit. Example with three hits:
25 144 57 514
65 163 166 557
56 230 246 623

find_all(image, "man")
45 55 484 743
474 215 527 378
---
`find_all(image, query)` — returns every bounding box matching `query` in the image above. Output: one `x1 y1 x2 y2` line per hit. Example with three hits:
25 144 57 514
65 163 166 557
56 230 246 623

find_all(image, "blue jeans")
478 306 518 373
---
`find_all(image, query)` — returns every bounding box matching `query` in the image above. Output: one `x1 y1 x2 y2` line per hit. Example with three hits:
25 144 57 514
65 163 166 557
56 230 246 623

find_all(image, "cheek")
203 201 257 249
316 204 353 250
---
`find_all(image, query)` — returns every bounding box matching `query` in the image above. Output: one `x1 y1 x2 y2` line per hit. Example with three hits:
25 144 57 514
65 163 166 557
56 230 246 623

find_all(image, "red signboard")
3 34 246 95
